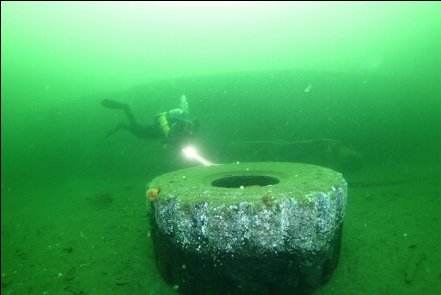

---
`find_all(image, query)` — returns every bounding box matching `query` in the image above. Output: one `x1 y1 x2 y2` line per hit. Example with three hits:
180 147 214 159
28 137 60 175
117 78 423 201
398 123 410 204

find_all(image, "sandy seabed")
1 163 440 295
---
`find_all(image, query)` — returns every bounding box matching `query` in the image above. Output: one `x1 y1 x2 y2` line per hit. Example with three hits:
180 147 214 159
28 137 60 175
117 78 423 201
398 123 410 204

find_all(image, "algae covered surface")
149 162 345 206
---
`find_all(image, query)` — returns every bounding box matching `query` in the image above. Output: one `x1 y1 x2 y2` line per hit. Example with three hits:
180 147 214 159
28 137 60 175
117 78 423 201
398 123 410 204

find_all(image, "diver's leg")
101 99 137 126
128 124 162 139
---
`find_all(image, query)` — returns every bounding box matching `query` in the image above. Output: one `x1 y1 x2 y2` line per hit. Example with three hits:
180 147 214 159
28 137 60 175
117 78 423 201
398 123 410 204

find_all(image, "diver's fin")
101 99 129 110
103 122 127 139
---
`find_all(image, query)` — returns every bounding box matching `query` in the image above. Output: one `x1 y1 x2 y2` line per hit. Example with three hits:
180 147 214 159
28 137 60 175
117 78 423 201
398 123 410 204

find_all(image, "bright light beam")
182 146 213 166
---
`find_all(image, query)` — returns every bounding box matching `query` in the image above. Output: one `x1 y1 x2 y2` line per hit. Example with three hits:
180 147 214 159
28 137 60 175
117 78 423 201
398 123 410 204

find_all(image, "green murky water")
2 2 440 294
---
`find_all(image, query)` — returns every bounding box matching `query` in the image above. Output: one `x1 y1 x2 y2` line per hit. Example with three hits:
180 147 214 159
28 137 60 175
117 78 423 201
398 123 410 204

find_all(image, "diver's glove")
168 95 189 118
180 95 189 114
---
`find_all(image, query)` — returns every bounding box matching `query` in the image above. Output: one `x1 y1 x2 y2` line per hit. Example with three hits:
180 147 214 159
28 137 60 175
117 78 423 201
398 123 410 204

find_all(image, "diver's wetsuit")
101 99 199 148
101 99 162 140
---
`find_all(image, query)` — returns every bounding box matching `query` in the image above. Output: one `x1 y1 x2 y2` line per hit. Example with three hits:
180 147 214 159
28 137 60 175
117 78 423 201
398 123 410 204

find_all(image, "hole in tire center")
211 176 280 188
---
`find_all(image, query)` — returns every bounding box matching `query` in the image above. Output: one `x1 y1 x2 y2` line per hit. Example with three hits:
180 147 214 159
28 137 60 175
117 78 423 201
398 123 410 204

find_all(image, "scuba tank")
155 112 170 137
155 95 189 138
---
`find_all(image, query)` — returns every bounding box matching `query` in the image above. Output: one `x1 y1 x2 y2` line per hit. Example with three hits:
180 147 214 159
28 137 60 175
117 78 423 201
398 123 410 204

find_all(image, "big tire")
148 162 347 295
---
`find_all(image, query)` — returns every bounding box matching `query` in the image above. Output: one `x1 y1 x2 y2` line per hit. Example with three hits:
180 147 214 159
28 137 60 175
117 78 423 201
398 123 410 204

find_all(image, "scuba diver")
101 95 199 149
